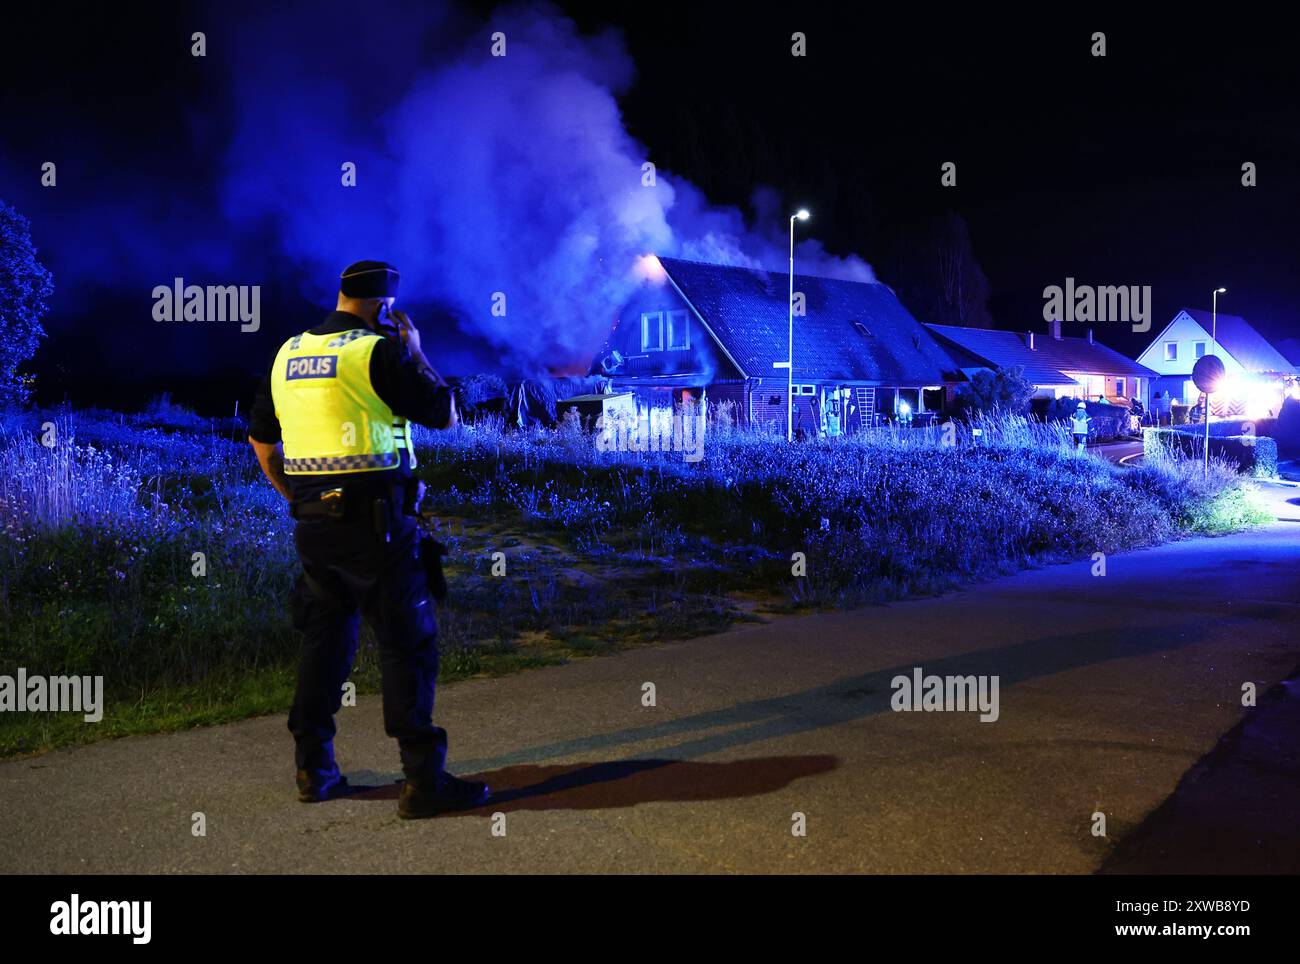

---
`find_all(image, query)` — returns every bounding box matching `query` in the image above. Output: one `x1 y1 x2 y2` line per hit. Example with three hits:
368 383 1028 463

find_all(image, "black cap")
340 260 400 298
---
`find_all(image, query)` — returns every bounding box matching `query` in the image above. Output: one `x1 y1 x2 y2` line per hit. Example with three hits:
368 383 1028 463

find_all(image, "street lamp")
1204 287 1226 475
1211 287 1226 348
777 209 810 442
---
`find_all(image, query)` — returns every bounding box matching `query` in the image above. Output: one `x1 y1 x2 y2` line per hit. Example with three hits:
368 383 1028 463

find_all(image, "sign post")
1192 354 1226 478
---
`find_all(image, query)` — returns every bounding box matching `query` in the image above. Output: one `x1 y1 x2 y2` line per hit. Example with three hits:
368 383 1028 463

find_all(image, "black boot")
398 772 491 819
296 767 349 803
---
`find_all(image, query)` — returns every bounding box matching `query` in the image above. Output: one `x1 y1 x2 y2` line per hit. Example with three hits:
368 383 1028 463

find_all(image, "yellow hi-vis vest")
270 328 416 475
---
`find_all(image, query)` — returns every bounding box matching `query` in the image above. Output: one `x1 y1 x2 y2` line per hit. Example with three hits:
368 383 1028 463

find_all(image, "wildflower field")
0 402 1268 757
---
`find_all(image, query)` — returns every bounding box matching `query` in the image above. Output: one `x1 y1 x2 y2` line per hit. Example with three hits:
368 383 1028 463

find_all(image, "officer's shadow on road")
339 618 1262 813
342 755 838 815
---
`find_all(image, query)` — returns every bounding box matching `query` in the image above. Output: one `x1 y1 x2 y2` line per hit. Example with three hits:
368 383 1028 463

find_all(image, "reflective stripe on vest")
282 452 400 473
270 328 415 475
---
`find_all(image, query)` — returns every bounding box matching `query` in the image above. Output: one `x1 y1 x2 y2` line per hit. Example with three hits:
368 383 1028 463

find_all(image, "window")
1194 341 1207 358
640 311 664 352
1164 342 1178 361
666 310 690 350
674 386 703 411
1115 378 1126 397
797 384 816 395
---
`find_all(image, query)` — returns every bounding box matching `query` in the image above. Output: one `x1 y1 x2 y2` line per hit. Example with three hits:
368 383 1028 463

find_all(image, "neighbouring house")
589 256 978 435
926 319 1156 403
1276 336 1300 372
1136 309 1300 418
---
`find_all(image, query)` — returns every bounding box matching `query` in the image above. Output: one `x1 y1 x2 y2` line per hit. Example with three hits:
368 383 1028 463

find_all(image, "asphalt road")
2 495 1298 874
1091 439 1145 464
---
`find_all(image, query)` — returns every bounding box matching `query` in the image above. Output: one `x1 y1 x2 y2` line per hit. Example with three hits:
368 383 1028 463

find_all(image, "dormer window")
852 321 872 337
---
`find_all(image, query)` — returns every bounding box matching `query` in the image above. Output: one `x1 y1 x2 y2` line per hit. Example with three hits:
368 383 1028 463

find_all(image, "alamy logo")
595 411 705 462
891 667 1000 722
0 669 103 722
152 277 260 332
50 894 151 944
1042 278 1151 332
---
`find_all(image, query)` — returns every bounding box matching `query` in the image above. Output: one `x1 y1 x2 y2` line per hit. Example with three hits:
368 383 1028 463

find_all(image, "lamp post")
1204 287 1226 475
778 209 810 442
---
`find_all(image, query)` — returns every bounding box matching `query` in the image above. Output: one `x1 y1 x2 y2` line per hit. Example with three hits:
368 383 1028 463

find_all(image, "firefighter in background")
248 260 489 819
1192 391 1209 424
825 388 842 437
1072 401 1091 452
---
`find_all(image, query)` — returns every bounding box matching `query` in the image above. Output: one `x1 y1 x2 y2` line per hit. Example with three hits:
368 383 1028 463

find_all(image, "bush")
955 365 1034 415
1274 397 1300 459
137 393 209 431
1126 457 1270 532
1144 427 1279 478
453 372 509 421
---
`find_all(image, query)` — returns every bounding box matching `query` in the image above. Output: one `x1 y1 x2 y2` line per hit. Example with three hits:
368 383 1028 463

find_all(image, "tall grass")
0 402 1269 755
416 410 1264 605
0 409 296 693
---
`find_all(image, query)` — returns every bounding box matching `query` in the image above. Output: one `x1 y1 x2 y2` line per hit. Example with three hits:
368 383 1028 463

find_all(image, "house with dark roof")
927 319 1156 403
1277 337 1300 372
1135 309 1299 416
589 256 976 434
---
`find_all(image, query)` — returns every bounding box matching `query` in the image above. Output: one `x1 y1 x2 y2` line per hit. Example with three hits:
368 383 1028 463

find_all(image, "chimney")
1025 331 1035 350
1087 329 1094 344
1050 318 1062 340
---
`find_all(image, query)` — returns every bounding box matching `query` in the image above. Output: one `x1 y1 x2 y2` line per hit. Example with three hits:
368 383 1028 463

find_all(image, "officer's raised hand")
390 307 420 354
391 309 448 389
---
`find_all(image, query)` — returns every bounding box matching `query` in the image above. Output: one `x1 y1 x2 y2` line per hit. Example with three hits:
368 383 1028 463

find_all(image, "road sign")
1192 354 1226 394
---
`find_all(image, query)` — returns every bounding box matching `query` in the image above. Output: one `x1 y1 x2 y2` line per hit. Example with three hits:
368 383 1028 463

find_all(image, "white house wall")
1136 311 1248 378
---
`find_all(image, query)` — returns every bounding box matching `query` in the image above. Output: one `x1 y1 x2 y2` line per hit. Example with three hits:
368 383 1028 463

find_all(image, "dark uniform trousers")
287 488 446 783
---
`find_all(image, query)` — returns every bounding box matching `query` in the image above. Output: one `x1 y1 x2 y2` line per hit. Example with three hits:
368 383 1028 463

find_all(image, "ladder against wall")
855 387 876 430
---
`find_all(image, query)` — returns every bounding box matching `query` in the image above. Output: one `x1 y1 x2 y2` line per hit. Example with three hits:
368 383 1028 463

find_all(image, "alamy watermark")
1043 278 1151 332
50 894 151 944
0 668 103 722
595 411 705 462
152 277 260 332
891 667 1000 722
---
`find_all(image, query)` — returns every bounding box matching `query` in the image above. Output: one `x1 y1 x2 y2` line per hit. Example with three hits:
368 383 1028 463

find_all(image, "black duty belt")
289 478 421 530
290 487 347 521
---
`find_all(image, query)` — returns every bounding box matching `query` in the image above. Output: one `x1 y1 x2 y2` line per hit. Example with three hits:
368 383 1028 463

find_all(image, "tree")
956 365 1034 415
889 212 993 327
0 199 53 406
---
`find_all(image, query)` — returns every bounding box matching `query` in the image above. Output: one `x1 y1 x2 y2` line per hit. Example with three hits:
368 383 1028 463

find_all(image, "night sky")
2 2 1296 412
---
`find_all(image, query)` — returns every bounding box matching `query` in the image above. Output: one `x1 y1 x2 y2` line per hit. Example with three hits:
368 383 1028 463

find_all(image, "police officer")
247 260 489 818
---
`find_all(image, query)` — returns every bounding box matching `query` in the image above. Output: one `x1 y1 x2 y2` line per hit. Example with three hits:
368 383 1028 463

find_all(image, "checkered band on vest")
283 452 399 473
326 329 373 348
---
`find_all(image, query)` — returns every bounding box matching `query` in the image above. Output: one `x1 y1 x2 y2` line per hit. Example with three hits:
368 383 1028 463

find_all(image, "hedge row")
1143 427 1279 478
